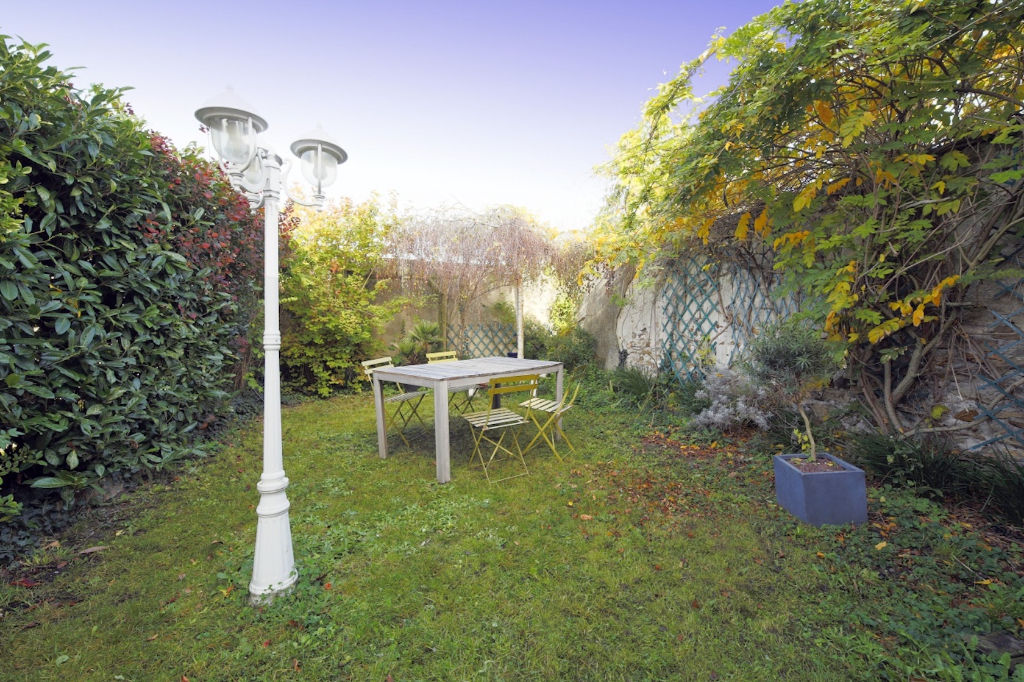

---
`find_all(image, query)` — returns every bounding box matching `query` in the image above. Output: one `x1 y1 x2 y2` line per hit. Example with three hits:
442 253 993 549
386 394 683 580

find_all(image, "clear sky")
2 1 782 232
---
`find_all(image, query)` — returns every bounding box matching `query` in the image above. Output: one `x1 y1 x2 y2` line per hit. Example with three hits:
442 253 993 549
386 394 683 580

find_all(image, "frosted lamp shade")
290 133 346 191
242 152 264 187
300 147 338 187
209 117 256 166
195 90 267 166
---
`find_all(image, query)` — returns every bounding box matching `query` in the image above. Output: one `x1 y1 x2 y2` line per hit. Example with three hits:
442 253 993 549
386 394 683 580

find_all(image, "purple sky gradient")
3 1 783 231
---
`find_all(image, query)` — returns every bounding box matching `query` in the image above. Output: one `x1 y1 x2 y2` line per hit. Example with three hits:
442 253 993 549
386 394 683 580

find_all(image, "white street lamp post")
195 89 347 603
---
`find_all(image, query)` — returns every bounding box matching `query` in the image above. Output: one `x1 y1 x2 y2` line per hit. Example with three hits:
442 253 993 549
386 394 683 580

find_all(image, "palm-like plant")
392 321 443 365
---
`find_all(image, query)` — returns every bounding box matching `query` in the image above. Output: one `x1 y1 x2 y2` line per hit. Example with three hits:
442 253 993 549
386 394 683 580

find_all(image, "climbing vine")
600 0 1024 433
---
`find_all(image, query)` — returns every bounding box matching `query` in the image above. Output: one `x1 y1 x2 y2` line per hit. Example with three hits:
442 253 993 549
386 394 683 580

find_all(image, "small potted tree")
746 320 867 526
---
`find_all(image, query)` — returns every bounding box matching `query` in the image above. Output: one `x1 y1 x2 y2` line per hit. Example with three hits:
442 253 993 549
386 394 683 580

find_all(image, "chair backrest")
426 351 458 363
486 374 539 401
361 356 394 380
555 383 581 414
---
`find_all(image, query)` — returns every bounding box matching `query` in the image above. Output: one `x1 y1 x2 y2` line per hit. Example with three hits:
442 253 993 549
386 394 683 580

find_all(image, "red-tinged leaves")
690 599 702 610
11 578 38 588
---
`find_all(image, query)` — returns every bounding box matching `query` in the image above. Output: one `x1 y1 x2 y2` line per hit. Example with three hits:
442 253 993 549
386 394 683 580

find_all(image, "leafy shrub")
0 37 260 521
743 320 840 458
979 450 1024 525
279 200 404 395
609 367 660 408
672 376 712 416
546 327 597 370
522 318 551 360
506 305 594 369
608 367 684 413
488 299 516 326
848 433 1024 525
548 292 578 335
846 432 972 497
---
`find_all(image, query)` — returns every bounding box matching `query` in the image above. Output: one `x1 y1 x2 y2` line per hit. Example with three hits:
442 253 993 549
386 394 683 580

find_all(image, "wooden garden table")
371 356 564 483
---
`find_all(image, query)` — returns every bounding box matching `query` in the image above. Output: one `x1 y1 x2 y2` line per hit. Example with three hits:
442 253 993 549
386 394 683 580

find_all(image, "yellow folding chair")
521 382 579 462
461 374 539 483
426 350 478 413
362 357 429 449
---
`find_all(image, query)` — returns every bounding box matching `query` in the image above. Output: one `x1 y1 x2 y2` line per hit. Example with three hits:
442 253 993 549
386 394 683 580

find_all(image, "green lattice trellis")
661 256 721 383
722 262 797 366
447 323 515 358
660 257 793 383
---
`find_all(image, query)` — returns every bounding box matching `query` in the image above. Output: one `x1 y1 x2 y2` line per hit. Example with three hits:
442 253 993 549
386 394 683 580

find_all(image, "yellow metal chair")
426 350 478 413
362 357 428 448
520 382 579 462
462 374 539 482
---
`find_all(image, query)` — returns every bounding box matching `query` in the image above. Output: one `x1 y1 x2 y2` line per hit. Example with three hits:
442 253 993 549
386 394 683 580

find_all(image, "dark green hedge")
0 37 262 523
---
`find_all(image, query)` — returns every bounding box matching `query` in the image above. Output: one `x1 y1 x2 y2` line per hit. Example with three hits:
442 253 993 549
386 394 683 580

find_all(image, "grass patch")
1 391 1021 680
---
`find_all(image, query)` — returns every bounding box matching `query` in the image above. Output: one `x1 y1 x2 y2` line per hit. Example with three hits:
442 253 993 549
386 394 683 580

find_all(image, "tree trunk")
515 279 524 358
438 291 448 350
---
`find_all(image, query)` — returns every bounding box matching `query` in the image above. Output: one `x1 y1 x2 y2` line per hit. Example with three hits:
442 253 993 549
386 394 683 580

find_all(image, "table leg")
434 379 451 483
555 367 564 441
374 375 387 459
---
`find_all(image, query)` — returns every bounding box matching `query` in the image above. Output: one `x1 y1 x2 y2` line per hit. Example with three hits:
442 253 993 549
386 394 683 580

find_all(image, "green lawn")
1 388 1021 680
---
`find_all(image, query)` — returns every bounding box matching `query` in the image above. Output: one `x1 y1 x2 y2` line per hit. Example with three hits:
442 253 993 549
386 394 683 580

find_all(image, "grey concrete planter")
773 453 867 527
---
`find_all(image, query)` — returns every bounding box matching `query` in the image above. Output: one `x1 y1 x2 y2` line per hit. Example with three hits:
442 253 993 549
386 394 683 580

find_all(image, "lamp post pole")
249 150 295 599
195 91 346 603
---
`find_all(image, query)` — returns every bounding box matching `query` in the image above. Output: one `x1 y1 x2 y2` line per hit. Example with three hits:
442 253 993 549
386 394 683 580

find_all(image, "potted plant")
746 320 867 526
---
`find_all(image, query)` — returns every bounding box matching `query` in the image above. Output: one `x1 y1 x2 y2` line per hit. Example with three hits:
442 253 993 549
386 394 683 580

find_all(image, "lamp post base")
248 473 297 603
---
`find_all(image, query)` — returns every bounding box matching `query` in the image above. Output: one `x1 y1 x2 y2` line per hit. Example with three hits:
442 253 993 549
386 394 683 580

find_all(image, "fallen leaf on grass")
579 514 593 521
146 634 158 641
79 546 109 555
874 541 888 550
690 599 701 610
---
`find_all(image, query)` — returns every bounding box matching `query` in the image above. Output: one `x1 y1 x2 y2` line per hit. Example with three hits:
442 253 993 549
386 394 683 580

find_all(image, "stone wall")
580 261 1024 457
